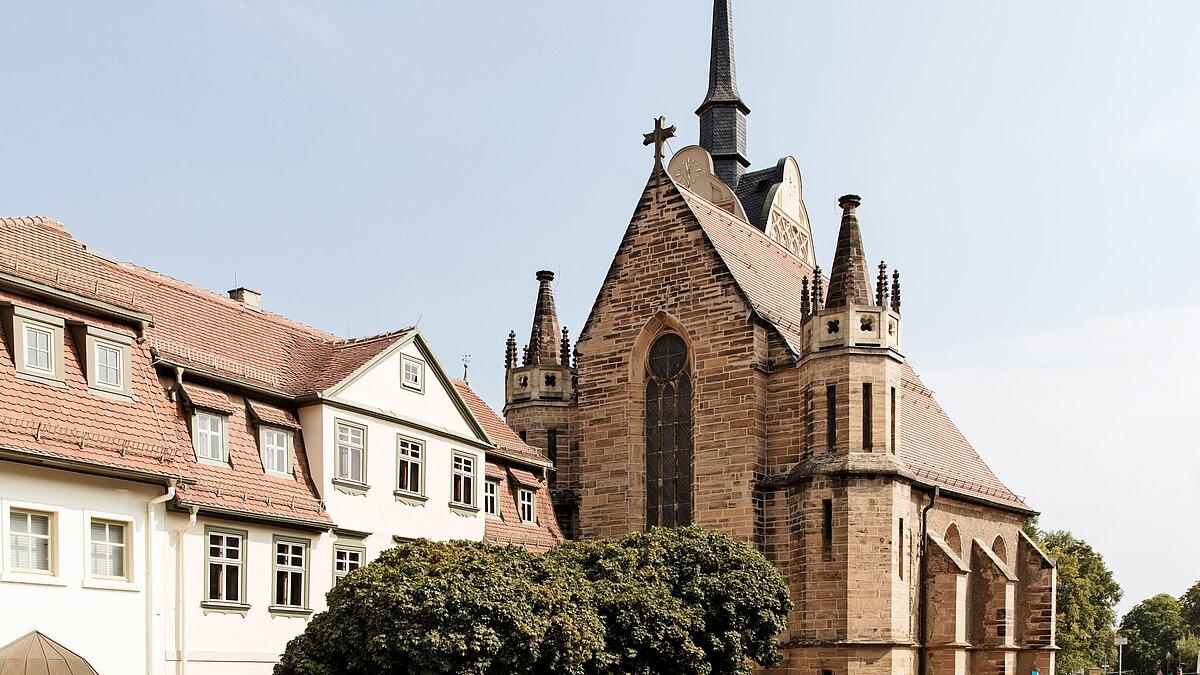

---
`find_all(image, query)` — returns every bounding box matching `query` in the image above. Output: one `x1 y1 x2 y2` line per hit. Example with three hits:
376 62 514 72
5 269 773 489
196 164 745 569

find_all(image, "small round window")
647 334 687 380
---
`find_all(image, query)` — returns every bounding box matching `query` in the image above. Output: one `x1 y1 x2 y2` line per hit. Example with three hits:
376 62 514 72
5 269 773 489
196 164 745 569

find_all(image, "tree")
1024 524 1123 673
1120 594 1187 675
276 527 790 675
548 526 791 675
1180 580 1200 634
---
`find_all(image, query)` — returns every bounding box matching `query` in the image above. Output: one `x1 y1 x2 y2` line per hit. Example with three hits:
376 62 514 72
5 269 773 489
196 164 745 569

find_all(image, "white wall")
162 513 333 674
0 461 164 675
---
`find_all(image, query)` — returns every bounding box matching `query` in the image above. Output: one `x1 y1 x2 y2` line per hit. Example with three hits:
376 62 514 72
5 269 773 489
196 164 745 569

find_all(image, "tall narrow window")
9 509 52 573
821 499 833 561
274 539 307 608
804 387 814 456
862 382 873 451
335 422 366 484
205 529 244 605
897 518 905 579
23 325 52 373
826 385 837 451
645 333 693 528
396 438 423 495
89 519 128 580
452 454 475 507
518 489 536 523
890 387 897 455
484 480 500 516
547 428 558 488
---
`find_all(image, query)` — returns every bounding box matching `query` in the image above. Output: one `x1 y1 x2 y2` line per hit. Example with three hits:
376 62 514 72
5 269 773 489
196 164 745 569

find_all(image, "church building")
503 2 1058 674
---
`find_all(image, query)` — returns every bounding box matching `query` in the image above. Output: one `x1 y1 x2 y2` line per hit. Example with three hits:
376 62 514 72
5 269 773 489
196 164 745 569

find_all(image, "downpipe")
145 481 176 675
175 506 199 675
918 486 939 675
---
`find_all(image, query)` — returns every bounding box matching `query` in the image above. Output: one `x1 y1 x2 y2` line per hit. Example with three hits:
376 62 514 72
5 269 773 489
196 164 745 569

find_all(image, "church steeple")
697 0 750 188
823 195 874 309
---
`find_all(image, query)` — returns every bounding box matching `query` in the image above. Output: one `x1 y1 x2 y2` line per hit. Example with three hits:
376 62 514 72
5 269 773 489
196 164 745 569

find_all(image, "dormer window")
4 305 66 385
95 343 122 388
194 411 228 464
23 325 52 373
401 355 424 393
260 427 293 477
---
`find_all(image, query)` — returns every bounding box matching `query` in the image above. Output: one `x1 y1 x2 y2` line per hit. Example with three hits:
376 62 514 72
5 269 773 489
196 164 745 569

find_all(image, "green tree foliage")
1024 522 1123 673
1180 580 1200 634
276 527 790 675
1120 594 1187 675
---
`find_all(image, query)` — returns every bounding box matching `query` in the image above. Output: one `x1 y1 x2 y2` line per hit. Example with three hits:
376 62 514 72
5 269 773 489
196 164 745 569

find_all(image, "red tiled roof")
483 459 564 552
673 183 1028 512
507 466 542 488
451 379 549 467
179 383 235 413
246 400 302 430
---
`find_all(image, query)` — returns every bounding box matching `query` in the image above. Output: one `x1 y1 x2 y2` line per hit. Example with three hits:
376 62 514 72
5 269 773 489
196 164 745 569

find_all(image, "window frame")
6 507 55 577
333 543 366 584
259 426 294 478
483 479 500 517
192 410 229 466
401 354 425 393
6 306 66 385
202 526 249 611
449 451 478 511
394 435 426 499
94 341 123 390
518 488 537 524
333 419 368 488
84 512 136 589
271 535 311 614
23 324 53 374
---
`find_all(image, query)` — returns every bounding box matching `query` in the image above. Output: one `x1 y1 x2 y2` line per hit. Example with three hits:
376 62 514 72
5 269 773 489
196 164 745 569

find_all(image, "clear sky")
3 1 1197 614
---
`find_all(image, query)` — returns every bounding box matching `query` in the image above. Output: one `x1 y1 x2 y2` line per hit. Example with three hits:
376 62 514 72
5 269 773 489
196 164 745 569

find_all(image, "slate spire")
528 270 564 365
697 0 750 188
823 195 875 309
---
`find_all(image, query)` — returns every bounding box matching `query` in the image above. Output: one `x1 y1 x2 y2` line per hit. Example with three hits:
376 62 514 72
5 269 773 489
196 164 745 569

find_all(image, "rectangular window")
452 454 475 507
402 355 424 392
89 519 128 579
23 325 52 373
274 539 307 608
206 530 243 604
195 412 226 462
335 422 366 483
396 437 423 494
518 489 536 523
9 509 52 573
898 518 905 579
484 480 500 516
890 387 897 455
333 546 363 581
547 428 558 488
95 343 122 388
862 382 873 451
826 385 837 451
821 499 833 561
261 428 291 475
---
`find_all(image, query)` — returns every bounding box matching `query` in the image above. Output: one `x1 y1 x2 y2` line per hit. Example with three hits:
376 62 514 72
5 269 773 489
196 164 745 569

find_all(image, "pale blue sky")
3 1 1198 613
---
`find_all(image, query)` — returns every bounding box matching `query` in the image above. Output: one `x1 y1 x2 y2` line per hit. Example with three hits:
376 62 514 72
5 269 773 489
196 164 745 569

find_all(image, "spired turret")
504 271 575 471
803 195 902 355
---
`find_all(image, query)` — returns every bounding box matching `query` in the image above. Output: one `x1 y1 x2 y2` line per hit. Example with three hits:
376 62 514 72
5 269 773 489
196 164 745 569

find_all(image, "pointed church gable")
329 333 487 443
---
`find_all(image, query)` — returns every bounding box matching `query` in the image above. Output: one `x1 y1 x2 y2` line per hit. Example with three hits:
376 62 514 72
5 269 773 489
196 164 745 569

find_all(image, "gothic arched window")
645 333 693 528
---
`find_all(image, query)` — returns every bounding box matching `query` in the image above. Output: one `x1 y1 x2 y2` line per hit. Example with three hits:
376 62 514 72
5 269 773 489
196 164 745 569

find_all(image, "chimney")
228 287 262 310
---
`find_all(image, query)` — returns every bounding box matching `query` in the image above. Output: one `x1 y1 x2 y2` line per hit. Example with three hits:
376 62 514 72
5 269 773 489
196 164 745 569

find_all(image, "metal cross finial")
643 115 676 169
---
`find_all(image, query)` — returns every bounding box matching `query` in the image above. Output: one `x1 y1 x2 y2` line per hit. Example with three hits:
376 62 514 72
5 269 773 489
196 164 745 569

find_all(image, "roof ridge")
0 215 67 231
113 259 341 340
328 326 416 348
